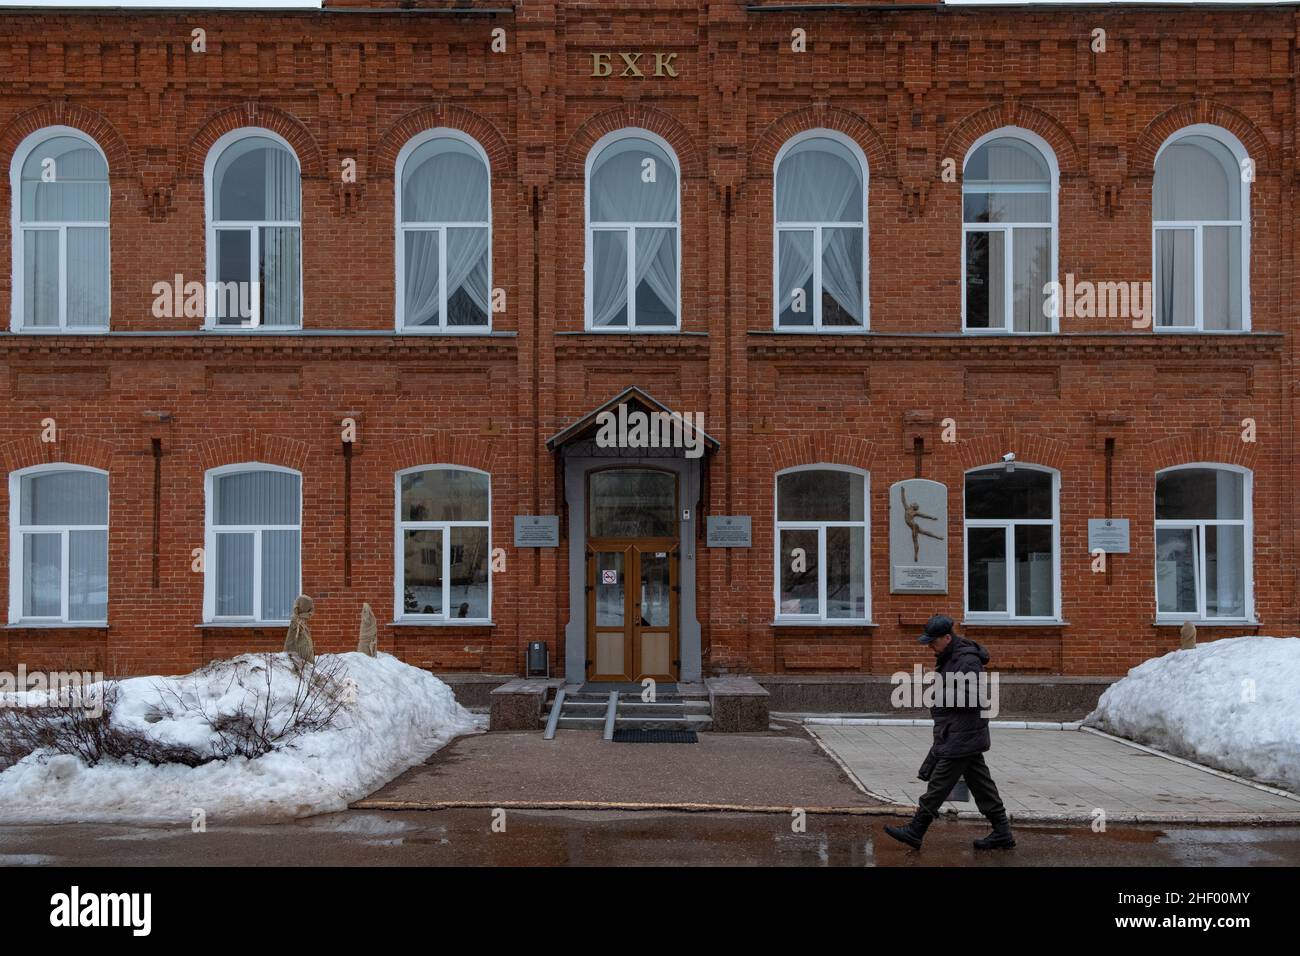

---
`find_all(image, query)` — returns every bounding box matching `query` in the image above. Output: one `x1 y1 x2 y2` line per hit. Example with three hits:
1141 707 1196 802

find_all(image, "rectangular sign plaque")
513 515 560 548
1088 518 1130 554
706 516 752 548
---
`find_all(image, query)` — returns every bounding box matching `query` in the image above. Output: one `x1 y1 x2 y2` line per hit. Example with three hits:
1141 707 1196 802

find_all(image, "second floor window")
586 131 680 330
1153 128 1249 331
12 128 110 331
963 132 1056 333
397 131 491 331
206 130 302 329
774 133 867 330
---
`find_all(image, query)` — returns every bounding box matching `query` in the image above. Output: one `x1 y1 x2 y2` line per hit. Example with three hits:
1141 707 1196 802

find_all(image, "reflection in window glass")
964 467 1056 619
775 469 869 621
1155 467 1249 620
398 468 491 621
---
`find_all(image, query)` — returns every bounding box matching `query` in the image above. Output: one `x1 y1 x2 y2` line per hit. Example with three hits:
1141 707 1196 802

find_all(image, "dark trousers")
918 752 1007 821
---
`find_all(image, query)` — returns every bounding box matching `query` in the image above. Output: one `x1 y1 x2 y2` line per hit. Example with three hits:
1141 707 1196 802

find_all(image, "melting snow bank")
0 652 482 824
1085 636 1300 794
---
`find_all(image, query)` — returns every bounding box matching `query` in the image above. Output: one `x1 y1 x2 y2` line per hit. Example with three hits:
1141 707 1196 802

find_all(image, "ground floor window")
964 465 1059 620
205 465 301 623
774 466 869 622
1155 465 1251 620
396 466 491 621
8 465 108 624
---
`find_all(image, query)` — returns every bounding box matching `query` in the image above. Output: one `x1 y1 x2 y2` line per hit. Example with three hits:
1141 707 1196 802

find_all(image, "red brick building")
0 0 1293 689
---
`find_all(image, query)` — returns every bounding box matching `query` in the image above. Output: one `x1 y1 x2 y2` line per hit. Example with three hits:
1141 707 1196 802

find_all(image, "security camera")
1001 452 1016 463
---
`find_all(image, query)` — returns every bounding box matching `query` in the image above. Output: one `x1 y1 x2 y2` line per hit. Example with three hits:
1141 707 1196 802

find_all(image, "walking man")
884 614 1016 851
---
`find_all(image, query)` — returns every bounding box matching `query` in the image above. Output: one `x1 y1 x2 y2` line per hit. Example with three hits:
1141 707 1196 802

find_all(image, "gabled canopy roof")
545 385 719 453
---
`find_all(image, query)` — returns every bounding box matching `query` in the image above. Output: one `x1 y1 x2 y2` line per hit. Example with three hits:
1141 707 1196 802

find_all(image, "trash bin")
526 641 549 678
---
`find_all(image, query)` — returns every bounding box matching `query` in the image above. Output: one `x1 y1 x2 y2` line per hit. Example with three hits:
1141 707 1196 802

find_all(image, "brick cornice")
0 334 519 363
746 333 1284 362
554 335 710 361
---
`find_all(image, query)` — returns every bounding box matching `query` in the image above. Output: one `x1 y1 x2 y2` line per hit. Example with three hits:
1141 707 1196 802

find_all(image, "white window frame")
203 127 303 332
203 463 302 624
1154 463 1254 623
772 129 870 332
1151 125 1251 334
9 126 111 334
584 127 682 332
394 128 493 333
773 464 871 624
394 465 493 624
7 464 109 625
961 127 1059 335
963 463 1061 622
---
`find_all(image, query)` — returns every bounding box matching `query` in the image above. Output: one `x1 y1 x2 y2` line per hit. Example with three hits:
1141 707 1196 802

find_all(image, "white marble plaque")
890 478 948 594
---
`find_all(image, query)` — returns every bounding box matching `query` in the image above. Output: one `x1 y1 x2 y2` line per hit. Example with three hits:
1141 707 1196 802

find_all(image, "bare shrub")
0 684 209 770
155 653 350 761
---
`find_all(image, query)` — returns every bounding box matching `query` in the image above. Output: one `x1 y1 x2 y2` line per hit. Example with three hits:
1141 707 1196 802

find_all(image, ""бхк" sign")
590 52 679 78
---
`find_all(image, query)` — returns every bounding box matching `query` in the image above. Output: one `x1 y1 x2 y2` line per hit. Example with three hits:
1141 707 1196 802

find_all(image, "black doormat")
612 729 698 744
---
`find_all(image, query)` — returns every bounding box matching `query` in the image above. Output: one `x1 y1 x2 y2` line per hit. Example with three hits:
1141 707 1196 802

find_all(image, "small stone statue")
283 594 316 663
1179 620 1197 650
357 602 378 657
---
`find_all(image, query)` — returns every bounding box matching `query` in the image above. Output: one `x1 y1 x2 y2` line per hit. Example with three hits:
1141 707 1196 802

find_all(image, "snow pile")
0 652 481 823
1086 636 1300 794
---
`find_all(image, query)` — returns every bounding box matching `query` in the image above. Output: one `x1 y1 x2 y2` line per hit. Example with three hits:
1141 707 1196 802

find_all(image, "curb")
775 713 1084 731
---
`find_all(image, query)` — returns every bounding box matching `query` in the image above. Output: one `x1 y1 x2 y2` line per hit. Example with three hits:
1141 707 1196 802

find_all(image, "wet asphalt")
1 809 1299 866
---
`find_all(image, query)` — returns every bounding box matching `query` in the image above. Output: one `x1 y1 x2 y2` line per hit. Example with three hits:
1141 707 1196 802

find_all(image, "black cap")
918 614 955 645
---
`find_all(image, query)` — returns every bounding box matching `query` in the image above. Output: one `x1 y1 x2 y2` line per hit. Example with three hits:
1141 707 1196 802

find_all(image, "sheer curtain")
21 135 109 329
260 142 301 328
401 140 491 327
776 139 864 324
1153 135 1242 330
589 138 677 327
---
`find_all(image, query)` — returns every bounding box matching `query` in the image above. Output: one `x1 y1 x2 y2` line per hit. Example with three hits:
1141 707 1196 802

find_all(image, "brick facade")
0 0 1294 679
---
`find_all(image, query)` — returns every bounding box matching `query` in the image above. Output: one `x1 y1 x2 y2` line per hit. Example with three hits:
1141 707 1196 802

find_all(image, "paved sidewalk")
810 724 1300 823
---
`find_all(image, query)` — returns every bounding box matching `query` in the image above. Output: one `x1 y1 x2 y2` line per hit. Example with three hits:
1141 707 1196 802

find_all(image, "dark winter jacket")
930 635 992 758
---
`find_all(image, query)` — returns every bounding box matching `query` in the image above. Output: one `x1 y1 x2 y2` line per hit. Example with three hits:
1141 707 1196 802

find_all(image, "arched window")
204 465 301 622
1155 465 1252 620
8 465 109 624
585 130 679 330
774 466 869 622
396 131 491 330
205 129 301 329
10 127 110 331
396 466 491 622
963 130 1057 333
964 464 1059 620
774 132 867 329
1153 127 1249 331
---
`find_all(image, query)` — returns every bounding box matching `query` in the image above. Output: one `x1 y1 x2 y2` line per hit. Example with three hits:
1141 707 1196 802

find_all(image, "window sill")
6 621 109 629
9 328 110 335
392 619 496 628
961 619 1069 627
1153 619 1260 627
573 328 686 335
770 327 870 335
196 621 289 628
771 620 877 628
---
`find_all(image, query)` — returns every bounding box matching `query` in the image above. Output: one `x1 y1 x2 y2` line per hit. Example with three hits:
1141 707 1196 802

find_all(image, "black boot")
883 810 933 849
973 813 1016 850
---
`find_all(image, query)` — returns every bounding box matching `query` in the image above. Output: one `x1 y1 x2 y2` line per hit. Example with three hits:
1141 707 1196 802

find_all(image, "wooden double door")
586 539 679 682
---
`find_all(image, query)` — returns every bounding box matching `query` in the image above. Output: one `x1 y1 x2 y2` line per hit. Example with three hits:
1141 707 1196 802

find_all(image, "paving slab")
357 729 882 811
809 725 1300 823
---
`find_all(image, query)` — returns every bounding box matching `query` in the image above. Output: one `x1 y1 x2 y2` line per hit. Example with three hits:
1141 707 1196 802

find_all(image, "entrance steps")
542 685 712 738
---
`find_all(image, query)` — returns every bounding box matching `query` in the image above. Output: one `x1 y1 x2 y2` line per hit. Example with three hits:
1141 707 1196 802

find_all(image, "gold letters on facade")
590 52 679 78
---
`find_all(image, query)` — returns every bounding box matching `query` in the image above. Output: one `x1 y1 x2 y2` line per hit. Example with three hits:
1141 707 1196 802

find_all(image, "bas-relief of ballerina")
900 485 944 562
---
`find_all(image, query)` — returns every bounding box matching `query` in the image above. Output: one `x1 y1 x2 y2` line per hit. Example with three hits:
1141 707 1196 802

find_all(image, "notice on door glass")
602 570 617 585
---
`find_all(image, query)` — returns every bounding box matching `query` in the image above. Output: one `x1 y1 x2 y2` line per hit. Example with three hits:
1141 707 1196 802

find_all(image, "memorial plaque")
889 479 948 594
706 515 752 548
1088 518 1130 554
513 515 560 548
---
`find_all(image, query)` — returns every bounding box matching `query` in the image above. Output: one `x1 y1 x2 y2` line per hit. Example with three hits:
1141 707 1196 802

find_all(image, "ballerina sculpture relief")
900 485 944 562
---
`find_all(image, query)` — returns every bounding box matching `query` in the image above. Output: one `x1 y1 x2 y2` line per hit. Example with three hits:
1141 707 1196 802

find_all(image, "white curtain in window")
401 141 490 326
214 470 300 620
261 144 300 327
1153 137 1239 221
20 135 109 329
589 138 677 327
776 139 864 323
